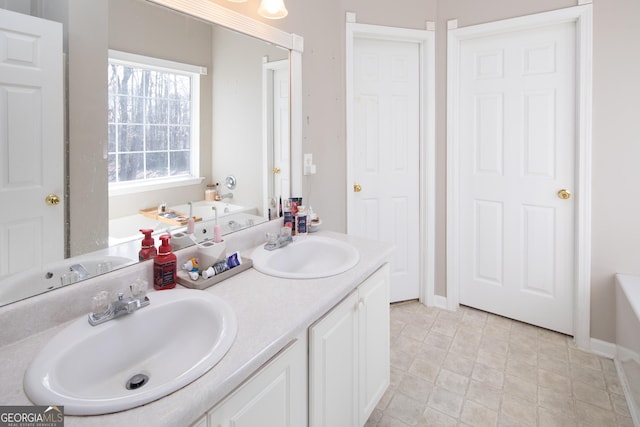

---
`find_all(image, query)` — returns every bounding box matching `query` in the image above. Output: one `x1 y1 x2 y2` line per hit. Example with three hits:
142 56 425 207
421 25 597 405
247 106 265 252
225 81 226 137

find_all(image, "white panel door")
350 38 420 302
0 9 63 276
457 22 576 334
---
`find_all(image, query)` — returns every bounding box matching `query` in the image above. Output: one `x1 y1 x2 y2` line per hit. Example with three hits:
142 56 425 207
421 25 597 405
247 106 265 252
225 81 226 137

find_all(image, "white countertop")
0 228 393 426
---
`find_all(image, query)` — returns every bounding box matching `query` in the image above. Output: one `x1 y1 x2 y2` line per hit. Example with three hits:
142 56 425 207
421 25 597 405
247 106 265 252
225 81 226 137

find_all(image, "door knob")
353 183 362 193
272 167 281 174
557 189 571 200
45 194 61 206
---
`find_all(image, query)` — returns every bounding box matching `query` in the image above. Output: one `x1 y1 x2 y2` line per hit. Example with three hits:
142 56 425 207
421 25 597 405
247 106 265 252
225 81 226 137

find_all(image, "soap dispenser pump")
139 229 157 261
154 234 177 290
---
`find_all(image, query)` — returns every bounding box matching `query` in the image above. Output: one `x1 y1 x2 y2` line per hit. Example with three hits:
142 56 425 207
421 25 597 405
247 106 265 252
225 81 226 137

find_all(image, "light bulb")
258 0 288 19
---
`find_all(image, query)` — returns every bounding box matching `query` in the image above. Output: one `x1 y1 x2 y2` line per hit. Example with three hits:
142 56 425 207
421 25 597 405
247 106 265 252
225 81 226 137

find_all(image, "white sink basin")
24 289 237 415
251 235 359 279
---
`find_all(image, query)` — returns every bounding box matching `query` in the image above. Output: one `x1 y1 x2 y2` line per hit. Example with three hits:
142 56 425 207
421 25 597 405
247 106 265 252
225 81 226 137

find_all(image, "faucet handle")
130 279 148 299
91 290 112 318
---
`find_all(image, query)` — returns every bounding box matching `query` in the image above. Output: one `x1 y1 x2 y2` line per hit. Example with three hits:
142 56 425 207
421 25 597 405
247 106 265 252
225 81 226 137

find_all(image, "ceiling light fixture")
258 0 288 19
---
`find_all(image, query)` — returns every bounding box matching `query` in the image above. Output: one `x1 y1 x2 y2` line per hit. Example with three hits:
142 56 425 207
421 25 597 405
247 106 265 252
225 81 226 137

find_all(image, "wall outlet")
303 153 316 175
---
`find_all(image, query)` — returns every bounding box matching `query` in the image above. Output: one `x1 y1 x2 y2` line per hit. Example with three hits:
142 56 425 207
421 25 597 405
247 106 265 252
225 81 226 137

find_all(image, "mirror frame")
147 0 304 197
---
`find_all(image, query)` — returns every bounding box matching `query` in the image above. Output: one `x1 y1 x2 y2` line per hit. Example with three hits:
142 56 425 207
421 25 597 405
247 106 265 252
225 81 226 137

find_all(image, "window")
107 50 205 192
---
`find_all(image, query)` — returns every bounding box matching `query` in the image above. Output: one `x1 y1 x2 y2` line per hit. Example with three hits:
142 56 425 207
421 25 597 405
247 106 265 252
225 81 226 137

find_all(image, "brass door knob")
557 189 571 200
272 167 281 174
45 194 61 206
353 183 362 193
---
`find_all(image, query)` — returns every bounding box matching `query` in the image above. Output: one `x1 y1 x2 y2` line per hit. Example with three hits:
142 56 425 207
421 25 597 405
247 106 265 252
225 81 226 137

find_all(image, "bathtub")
616 274 640 426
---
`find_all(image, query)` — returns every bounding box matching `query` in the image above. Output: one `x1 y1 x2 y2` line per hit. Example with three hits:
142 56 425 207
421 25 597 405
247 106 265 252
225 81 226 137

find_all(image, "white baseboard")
433 295 448 310
590 338 617 359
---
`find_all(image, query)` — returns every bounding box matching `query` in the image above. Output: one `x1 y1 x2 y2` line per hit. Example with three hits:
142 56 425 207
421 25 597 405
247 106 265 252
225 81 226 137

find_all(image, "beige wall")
591 0 640 341
214 0 640 343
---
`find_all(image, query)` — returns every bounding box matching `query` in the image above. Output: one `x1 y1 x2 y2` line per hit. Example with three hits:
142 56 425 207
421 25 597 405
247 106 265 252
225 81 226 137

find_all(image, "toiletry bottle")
154 234 177 290
138 229 157 261
296 205 308 235
213 207 222 243
205 184 217 201
187 201 195 234
283 200 294 234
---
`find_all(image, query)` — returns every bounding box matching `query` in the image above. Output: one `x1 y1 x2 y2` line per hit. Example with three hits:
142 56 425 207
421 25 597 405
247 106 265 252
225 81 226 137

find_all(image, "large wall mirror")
0 0 303 306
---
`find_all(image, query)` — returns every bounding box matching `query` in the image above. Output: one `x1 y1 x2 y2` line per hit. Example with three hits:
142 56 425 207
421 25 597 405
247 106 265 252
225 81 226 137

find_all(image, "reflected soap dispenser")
139 229 157 261
154 234 177 290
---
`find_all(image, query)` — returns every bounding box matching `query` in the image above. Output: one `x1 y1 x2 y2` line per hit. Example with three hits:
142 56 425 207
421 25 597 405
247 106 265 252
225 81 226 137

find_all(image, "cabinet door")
309 291 359 427
208 336 307 427
358 264 390 425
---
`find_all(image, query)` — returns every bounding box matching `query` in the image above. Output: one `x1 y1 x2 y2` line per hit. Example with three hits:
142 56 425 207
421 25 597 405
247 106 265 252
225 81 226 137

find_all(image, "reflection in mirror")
0 0 301 307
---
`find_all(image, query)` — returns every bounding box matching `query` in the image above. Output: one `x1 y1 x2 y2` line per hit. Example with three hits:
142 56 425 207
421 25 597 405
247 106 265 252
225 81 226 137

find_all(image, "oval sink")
24 289 237 415
251 235 359 279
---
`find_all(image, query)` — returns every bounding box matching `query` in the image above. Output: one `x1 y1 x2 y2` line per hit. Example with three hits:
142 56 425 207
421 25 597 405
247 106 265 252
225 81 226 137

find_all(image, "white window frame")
107 49 207 196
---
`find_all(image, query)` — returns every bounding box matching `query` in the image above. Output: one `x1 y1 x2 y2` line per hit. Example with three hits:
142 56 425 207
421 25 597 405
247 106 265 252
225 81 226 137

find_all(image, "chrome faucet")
70 263 90 280
264 231 293 251
219 192 233 200
88 279 150 326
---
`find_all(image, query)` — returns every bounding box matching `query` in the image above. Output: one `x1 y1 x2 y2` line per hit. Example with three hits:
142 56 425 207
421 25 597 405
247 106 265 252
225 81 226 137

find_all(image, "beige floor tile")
467 379 503 411
538 385 574 412
611 392 632 417
373 302 630 427
500 395 537 426
400 323 429 342
574 400 617 426
477 348 507 371
571 363 606 389
538 406 577 427
538 353 570 376
442 351 475 377
408 357 440 382
385 393 426 426
472 362 505 390
569 347 603 371
390 348 414 371
504 374 537 403
427 387 464 419
397 373 433 404
460 399 498 427
419 408 457 426
538 368 571 394
435 368 469 395
573 380 612 410
424 331 453 351
505 357 538 384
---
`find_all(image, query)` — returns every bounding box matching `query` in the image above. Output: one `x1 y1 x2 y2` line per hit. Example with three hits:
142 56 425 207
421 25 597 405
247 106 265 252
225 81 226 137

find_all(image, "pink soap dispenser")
153 234 177 290
138 229 157 261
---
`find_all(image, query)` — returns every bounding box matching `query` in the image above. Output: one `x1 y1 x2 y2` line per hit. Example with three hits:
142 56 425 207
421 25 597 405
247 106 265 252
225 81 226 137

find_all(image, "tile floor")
366 301 633 427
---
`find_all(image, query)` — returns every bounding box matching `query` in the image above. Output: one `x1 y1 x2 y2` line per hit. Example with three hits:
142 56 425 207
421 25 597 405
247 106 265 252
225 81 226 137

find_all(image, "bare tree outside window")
107 53 198 185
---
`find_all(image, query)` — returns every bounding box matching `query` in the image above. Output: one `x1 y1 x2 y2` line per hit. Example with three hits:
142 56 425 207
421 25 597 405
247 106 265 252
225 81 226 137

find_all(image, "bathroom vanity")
0 222 393 427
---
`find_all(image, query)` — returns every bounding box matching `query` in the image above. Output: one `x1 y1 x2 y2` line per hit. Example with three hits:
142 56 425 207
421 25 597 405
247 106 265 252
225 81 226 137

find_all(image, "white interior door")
454 20 577 334
263 59 290 215
349 37 420 303
0 8 64 276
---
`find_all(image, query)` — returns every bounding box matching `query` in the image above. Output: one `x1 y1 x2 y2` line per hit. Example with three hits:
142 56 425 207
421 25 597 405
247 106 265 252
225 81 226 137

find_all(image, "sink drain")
126 374 149 390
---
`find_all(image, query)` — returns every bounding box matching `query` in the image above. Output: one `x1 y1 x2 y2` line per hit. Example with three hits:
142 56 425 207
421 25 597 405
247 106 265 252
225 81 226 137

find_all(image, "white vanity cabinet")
203 334 307 427
309 264 390 427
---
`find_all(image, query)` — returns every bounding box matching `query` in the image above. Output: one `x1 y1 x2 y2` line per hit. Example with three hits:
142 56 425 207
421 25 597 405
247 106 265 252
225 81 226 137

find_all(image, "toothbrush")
187 201 195 235
213 207 222 243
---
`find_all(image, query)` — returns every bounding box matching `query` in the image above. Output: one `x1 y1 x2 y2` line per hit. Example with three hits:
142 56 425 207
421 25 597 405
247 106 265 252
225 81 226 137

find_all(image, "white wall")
213 0 640 344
